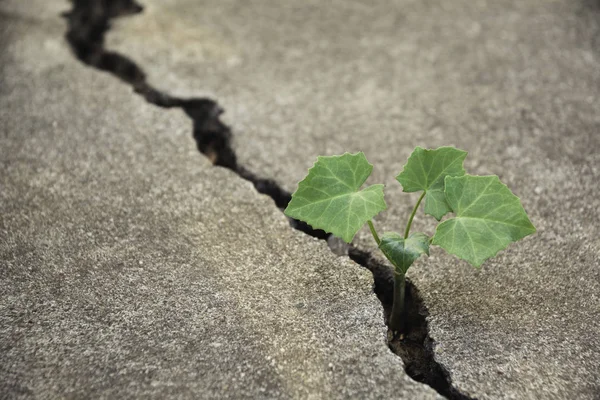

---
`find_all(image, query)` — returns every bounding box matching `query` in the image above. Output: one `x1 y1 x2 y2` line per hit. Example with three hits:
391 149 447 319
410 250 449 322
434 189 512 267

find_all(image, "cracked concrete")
0 2 440 399
101 0 600 398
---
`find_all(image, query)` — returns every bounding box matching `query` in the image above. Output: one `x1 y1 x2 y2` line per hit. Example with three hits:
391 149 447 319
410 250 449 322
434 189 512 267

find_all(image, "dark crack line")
63 1 474 399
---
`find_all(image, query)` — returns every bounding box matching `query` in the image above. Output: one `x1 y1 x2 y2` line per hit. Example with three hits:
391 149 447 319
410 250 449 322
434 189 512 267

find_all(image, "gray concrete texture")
104 0 600 399
1 0 599 399
0 2 440 399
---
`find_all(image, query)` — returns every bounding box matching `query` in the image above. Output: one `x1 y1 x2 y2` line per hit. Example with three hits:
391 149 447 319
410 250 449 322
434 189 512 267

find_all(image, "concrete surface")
102 0 600 399
0 3 441 399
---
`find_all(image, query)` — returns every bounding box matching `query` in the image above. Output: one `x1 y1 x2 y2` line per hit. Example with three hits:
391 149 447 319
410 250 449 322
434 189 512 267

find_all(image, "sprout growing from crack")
285 146 536 333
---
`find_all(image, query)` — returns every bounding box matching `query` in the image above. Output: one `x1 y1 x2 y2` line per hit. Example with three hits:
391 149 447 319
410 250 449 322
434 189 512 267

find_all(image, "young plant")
284 147 536 332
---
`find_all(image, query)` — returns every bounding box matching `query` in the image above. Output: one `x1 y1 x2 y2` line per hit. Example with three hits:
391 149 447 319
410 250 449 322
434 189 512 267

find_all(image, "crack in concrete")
63 1 474 398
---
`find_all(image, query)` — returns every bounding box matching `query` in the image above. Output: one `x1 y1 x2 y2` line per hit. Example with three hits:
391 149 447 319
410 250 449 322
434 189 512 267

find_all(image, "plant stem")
367 220 380 246
389 270 406 332
404 191 426 239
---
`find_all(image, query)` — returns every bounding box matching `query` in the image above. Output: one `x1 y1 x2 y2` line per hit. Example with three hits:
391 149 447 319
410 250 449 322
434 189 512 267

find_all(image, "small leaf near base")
379 232 430 274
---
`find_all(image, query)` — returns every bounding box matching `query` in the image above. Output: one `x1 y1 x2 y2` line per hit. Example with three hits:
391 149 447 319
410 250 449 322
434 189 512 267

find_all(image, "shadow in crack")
63 0 314 218
63 1 471 398
348 247 475 400
64 0 146 86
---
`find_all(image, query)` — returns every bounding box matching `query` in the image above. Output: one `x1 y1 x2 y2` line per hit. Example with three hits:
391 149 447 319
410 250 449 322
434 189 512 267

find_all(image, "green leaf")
432 175 536 267
379 232 430 274
284 152 387 243
396 146 468 220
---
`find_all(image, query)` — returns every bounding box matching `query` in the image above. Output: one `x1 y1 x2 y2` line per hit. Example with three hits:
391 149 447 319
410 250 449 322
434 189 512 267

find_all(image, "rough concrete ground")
0 2 441 399
102 0 600 399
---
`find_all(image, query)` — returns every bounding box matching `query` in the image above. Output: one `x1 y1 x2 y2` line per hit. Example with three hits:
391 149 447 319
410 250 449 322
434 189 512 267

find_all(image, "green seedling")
284 147 536 332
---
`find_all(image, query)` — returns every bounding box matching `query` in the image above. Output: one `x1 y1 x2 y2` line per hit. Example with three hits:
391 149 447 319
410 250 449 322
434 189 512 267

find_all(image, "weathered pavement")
104 1 600 399
0 2 439 399
2 0 600 399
